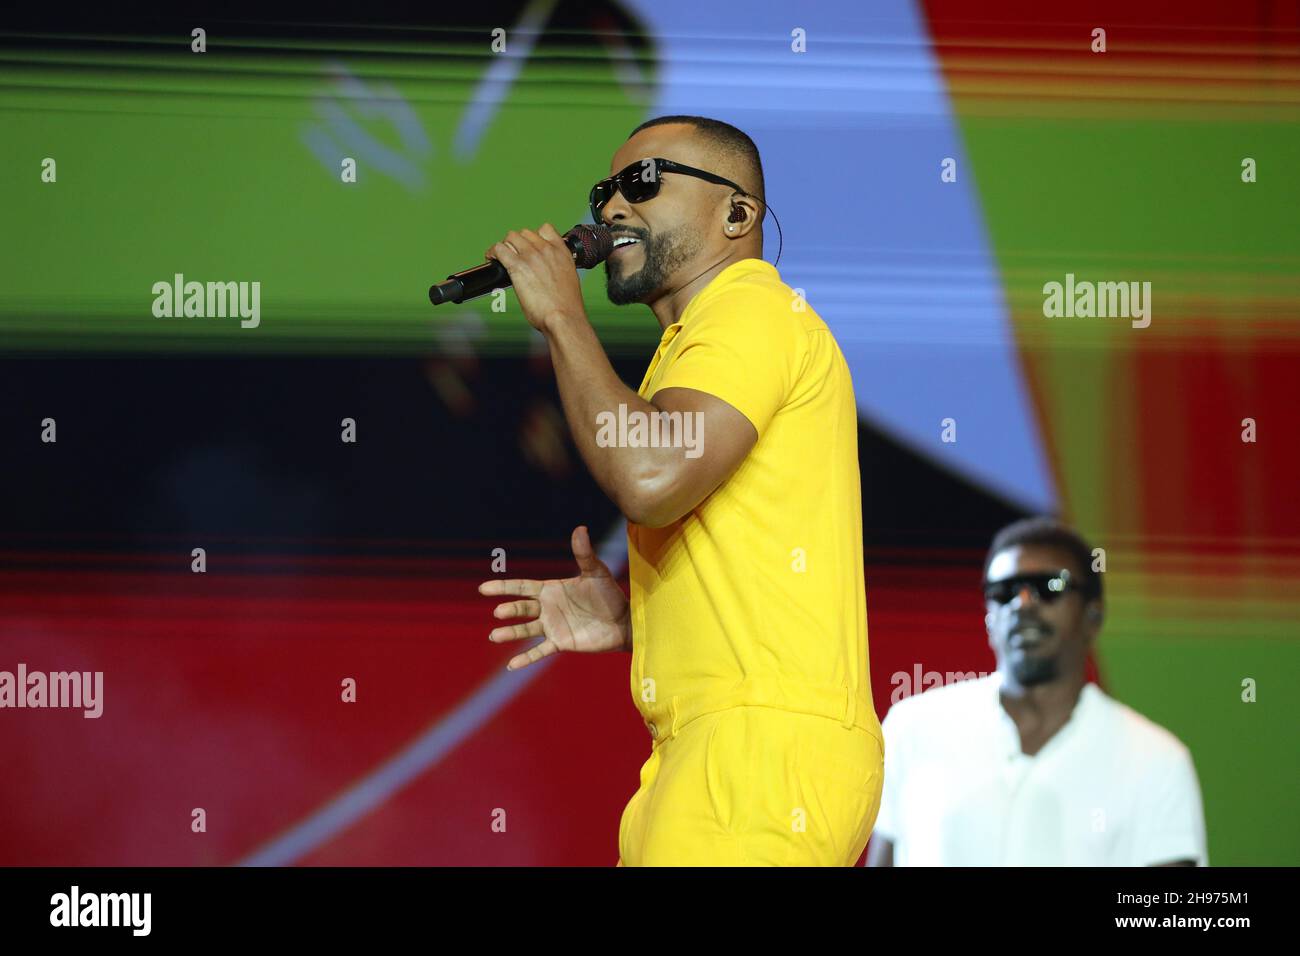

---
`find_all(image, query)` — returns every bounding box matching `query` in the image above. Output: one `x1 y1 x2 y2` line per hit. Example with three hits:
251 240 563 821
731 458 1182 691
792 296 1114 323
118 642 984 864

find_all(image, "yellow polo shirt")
626 257 880 744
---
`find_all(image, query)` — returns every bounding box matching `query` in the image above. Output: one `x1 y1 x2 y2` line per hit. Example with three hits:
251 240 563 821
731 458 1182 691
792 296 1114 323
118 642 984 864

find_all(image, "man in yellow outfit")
477 116 882 866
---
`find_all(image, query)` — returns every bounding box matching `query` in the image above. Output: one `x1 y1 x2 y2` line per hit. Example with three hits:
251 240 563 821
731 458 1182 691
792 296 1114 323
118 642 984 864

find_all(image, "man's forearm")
544 314 684 523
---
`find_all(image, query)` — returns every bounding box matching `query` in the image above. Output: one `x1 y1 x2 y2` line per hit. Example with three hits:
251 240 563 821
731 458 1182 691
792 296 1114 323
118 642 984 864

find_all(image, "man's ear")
1085 602 1104 635
723 192 761 237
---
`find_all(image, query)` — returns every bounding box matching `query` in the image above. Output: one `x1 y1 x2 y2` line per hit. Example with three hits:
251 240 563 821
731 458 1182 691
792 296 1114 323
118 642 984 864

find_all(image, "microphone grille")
568 223 613 269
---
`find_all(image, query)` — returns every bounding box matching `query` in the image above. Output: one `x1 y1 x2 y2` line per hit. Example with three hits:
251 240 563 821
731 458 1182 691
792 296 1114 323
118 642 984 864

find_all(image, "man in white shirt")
867 517 1207 867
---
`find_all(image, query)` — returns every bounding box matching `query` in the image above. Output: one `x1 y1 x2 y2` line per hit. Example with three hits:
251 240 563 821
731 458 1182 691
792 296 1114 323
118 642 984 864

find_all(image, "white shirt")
875 673 1207 866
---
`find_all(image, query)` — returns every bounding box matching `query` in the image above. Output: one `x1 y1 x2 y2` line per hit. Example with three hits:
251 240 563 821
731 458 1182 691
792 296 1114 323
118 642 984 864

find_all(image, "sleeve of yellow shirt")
649 284 807 437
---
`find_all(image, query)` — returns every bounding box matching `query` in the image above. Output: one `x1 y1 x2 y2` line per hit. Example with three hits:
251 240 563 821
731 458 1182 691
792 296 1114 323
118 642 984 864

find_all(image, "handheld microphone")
428 224 613 306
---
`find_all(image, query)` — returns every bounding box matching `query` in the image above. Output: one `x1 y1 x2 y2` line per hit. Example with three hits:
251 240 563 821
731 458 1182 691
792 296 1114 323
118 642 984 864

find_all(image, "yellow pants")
617 680 883 866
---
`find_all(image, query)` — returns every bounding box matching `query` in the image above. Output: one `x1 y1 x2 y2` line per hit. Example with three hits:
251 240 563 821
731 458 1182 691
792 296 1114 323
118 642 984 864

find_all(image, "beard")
1009 653 1060 687
605 223 703 305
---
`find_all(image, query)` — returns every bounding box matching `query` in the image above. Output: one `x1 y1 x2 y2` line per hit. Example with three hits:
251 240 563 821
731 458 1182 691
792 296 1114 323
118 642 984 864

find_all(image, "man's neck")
649 251 752 331
998 672 1087 757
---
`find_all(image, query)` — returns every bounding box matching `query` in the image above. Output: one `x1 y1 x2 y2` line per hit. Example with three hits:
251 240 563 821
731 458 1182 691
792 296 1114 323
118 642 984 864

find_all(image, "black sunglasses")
589 157 749 222
983 570 1081 606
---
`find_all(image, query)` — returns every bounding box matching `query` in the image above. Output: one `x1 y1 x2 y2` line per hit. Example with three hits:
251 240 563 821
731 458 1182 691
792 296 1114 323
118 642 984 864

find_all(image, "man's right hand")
477 525 631 671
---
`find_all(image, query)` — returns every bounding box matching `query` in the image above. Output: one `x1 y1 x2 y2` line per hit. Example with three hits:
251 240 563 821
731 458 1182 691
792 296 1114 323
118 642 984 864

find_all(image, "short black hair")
983 516 1103 602
628 115 765 204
